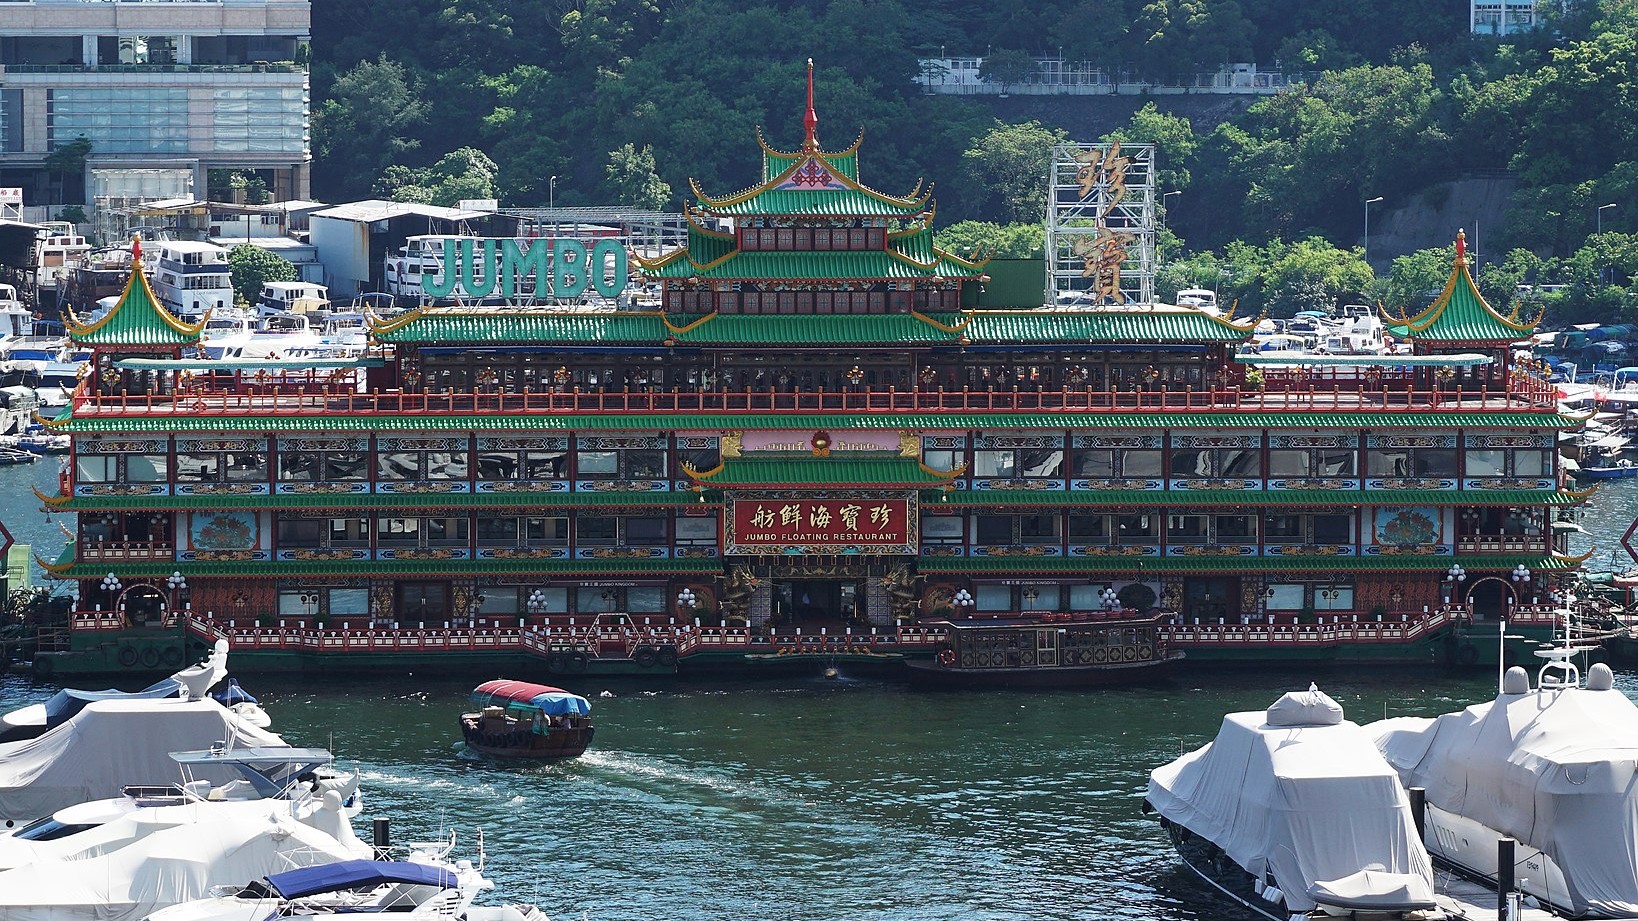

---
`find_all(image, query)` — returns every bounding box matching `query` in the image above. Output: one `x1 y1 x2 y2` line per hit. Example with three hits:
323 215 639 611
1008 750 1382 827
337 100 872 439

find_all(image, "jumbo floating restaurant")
28 71 1592 679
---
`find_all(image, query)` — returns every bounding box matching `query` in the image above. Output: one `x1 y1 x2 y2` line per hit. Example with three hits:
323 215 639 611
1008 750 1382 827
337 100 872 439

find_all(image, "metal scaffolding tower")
1044 142 1155 307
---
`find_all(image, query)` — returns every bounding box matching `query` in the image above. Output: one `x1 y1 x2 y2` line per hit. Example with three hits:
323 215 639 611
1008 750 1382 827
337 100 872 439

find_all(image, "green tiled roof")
917 554 1582 575
925 488 1588 507
373 312 668 345
67 262 202 346
676 313 964 345
691 455 953 487
1385 239 1538 343
47 491 714 513
698 186 925 218
49 553 722 580
47 410 1585 435
963 309 1251 343
642 245 978 281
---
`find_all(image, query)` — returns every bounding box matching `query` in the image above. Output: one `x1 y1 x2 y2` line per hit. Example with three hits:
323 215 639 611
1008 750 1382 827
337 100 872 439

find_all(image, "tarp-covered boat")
1147 684 1436 919
1372 658 1638 918
459 680 593 759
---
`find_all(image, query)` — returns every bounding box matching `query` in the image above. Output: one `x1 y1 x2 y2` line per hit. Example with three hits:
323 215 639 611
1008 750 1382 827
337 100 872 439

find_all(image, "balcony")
73 370 1562 419
77 540 174 562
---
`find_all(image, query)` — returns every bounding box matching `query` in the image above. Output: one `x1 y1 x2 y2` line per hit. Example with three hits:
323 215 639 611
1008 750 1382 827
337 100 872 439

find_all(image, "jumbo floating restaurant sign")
421 237 629 298
725 497 916 555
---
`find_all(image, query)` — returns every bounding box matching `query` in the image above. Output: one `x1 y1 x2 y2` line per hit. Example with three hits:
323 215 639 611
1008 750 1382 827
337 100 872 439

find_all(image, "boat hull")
905 650 1183 688
1160 818 1288 921
459 715 593 759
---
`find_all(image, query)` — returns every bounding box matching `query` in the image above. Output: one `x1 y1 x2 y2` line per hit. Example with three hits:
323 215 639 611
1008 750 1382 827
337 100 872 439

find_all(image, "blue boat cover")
41 677 181 728
265 860 455 899
470 679 591 717
211 677 258 706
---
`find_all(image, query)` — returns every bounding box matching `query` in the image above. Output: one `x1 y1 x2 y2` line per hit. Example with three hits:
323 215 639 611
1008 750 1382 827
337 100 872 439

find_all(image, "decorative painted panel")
476 436 571 450
973 434 1065 449
922 434 968 449
277 437 368 451
475 480 570 494
1071 477 1163 491
1366 478 1458 490
374 481 473 495
174 437 268 452
973 478 1067 491
573 479 671 492
176 482 271 496
920 545 967 557
277 548 369 562
1269 477 1359 491
574 547 671 560
970 545 1064 557
1068 545 1159 557
1164 544 1258 557
1169 433 1262 448
576 435 667 450
378 436 469 452
1463 477 1555 490
1365 506 1451 556
1072 434 1163 449
475 547 570 561
179 510 270 562
1264 544 1356 556
1269 433 1358 448
276 481 370 495
376 547 472 561
1169 478 1264 491
77 483 168 497
1365 434 1457 448
1464 433 1552 448
77 438 167 454
675 435 721 450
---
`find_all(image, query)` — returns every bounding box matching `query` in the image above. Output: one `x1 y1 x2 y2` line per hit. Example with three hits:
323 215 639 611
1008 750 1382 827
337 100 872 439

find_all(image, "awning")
1235 352 1494 367
265 860 455 899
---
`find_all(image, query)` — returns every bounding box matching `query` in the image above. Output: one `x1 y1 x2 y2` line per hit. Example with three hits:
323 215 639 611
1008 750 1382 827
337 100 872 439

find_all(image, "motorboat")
0 640 257 742
145 851 548 920
0 446 37 464
0 748 367 921
1371 647 1638 918
905 613 1182 688
0 691 285 824
459 680 594 759
208 678 271 729
1146 684 1440 920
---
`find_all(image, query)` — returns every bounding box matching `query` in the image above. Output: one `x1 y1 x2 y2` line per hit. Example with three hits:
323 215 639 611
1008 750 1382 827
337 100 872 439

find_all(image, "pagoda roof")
686 454 958 488
1383 230 1542 343
66 243 204 346
370 306 1254 347
756 126 862 183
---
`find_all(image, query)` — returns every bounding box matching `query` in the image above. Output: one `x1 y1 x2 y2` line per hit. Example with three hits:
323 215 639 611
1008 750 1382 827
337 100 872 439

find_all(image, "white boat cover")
1372 679 1638 917
1148 686 1434 913
0 697 284 823
0 805 366 921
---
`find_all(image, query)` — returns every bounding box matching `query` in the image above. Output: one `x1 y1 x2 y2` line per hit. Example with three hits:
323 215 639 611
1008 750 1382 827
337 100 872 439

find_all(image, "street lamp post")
676 587 699 626
1364 197 1384 263
1162 190 1180 230
1100 586 1119 612
166 571 189 622
549 175 557 212
1444 563 1466 604
1599 202 1617 234
951 588 974 617
1022 587 1040 614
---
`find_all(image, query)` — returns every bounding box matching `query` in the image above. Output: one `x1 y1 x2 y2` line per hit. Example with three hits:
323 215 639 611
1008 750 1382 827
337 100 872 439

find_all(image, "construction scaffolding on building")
1044 142 1155 307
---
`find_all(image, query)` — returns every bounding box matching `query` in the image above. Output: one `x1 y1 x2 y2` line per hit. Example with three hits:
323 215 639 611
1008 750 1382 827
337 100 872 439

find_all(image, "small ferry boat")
905 612 1182 688
458 679 594 759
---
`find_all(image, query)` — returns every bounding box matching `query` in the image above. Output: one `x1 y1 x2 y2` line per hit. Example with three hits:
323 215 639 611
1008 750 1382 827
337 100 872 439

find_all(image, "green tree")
1135 0 1255 81
961 120 1069 224
378 146 500 207
1260 237 1375 315
978 49 1037 94
604 143 672 210
312 55 430 201
227 245 296 307
1105 102 1198 191
43 136 92 204
1378 245 1456 314
934 221 1045 259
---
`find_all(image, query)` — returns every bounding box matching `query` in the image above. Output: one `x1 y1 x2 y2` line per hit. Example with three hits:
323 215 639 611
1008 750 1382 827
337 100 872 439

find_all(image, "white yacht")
1373 648 1638 918
36 221 91 298
152 241 235 320
0 748 366 921
256 280 329 317
1175 287 1220 314
1147 684 1441 920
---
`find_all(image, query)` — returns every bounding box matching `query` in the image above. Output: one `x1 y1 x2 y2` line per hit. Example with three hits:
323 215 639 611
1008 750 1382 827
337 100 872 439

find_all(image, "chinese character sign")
729 498 912 552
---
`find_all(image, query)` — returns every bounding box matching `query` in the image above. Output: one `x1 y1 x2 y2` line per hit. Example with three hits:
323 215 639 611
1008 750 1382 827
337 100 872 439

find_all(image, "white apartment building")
1471 0 1541 35
0 0 310 211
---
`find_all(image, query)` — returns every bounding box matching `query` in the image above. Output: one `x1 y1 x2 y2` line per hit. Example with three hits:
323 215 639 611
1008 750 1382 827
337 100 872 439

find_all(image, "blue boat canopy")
264 860 455 899
470 679 591 717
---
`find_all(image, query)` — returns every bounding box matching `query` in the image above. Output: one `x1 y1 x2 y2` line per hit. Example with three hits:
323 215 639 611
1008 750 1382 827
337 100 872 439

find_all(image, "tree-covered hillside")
313 0 1638 319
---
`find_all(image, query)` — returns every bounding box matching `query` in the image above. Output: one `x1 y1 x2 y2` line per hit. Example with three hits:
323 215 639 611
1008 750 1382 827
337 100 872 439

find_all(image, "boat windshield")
11 816 101 841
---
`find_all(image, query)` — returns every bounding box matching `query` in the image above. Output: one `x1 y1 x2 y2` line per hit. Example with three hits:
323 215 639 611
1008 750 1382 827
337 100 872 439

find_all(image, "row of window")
739 227 886 252
269 584 672 619
82 447 699 484
925 513 1356 546
931 447 1555 480
276 514 719 549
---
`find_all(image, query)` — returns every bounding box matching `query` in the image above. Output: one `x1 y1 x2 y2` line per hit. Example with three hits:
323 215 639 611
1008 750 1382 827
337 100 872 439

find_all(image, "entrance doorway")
1464 577 1514 621
1183 577 1239 622
773 579 860 624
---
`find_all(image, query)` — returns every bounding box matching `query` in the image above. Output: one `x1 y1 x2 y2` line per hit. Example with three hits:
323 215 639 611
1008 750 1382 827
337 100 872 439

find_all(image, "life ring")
634 648 657 668
161 646 184 668
937 648 956 667
140 647 161 669
117 646 139 668
31 655 53 678
191 399 207 414
1458 643 1480 666
656 647 678 667
544 652 566 672
567 652 589 673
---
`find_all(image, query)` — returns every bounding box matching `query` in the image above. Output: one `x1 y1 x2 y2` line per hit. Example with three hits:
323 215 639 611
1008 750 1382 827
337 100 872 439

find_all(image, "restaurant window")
575 516 618 546
524 517 569 545
922 449 961 473
627 587 665 612
1168 514 1210 543
1116 514 1158 540
329 588 369 616
922 515 963 544
176 451 266 482
1267 450 1310 477
476 517 519 546
378 450 468 480
1312 514 1351 544
1073 450 1116 478
1265 515 1304 541
1121 451 1163 477
975 515 1013 544
674 514 719 546
576 586 623 613
577 448 666 479
276 518 323 547
376 517 420 546
1265 584 1306 610
1367 448 1458 477
1169 447 1261 478
424 517 469 545
973 448 1063 478
1215 515 1257 542
1018 514 1060 544
625 517 668 545
1068 514 1108 542
476 449 568 480
974 584 1011 612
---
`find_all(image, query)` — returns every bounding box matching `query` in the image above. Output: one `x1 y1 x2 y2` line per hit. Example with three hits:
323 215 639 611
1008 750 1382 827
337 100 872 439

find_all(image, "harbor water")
1 460 1635 920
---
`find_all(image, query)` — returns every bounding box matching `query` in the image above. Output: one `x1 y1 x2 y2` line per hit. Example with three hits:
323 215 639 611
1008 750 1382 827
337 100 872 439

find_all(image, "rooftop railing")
72 371 1563 418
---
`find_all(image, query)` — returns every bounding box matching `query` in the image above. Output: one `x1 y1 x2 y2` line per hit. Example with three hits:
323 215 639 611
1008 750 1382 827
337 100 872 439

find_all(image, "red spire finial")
1455 228 1466 265
803 58 818 149
131 233 142 265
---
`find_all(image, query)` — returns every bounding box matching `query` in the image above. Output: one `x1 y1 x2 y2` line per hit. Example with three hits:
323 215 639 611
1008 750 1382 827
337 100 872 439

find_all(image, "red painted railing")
73 371 1559 418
